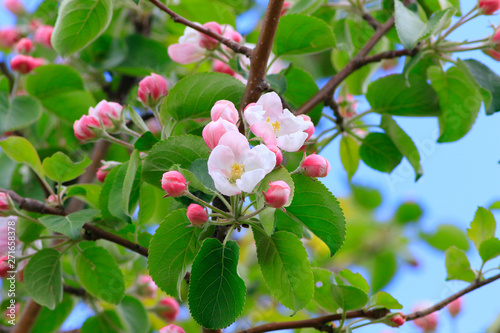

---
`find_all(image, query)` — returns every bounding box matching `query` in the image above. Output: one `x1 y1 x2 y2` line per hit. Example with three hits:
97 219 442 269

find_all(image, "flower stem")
102 132 134 149
185 192 232 218
121 125 142 138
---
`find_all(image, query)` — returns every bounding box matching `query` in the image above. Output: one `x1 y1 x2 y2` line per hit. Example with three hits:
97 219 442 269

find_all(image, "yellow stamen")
229 162 245 183
266 117 281 133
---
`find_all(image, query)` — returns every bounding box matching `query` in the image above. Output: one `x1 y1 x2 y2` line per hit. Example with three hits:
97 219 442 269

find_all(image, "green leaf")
338 269 369 294
467 207 496 250
351 185 382 210
114 35 170 76
275 14 335 56
371 251 397 292
254 229 314 311
428 66 482 143
359 132 403 173
32 294 75 333
66 184 102 208
75 246 125 304
366 74 441 116
0 93 42 133
134 132 158 152
394 201 423 224
138 183 181 225
312 268 338 312
369 291 403 310
25 249 63 310
18 217 45 243
169 0 236 25
258 208 277 236
142 135 209 189
42 152 92 183
52 0 113 56
445 246 475 282
122 150 140 215
286 174 346 256
339 135 359 180
380 115 423 180
117 295 150 333
162 72 245 122
331 284 369 311
394 0 426 48
421 8 456 40
148 209 201 298
81 311 123 333
189 158 217 193
0 136 44 178
188 238 246 330
80 35 128 70
25 65 95 122
462 59 500 115
420 224 470 252
479 238 500 263
288 0 326 14
39 209 99 239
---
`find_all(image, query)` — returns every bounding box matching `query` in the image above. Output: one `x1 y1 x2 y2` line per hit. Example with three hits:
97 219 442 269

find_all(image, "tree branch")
63 285 87 297
361 12 381 30
147 0 252 57
11 299 41 333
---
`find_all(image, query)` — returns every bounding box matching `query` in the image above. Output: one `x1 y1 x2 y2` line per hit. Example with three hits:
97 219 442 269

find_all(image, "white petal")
277 131 308 152
218 131 250 163
244 144 276 174
244 104 265 126
278 109 309 135
257 92 283 119
236 169 267 193
207 145 234 177
211 171 241 196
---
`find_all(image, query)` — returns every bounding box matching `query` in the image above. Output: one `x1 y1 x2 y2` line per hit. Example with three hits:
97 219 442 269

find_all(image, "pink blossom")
29 19 43 32
199 21 222 50
73 115 100 141
45 194 59 206
0 28 20 49
281 1 291 15
210 100 239 124
268 145 283 167
137 275 158 298
213 59 236 76
157 297 180 322
244 92 309 152
480 0 500 14
202 118 238 150
387 313 406 327
208 131 275 196
484 48 500 61
138 73 168 107
34 25 53 49
96 166 109 183
10 55 44 74
222 25 243 44
301 154 331 178
15 38 33 54
447 298 462 317
298 114 314 141
161 171 187 197
0 193 10 212
4 0 25 15
186 204 208 226
160 324 185 333
264 181 290 208
89 100 123 130
168 27 206 64
413 305 438 331
0 256 9 278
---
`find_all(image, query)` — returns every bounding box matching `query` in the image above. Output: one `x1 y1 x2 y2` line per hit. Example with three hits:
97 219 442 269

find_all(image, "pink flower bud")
480 0 500 14
268 145 283 167
137 275 158 298
0 193 11 212
210 100 239 124
45 194 59 206
10 55 44 74
157 297 180 322
138 73 168 107
34 25 53 49
89 100 123 130
202 119 238 150
301 154 330 178
199 21 222 50
4 0 25 15
0 28 20 49
413 306 438 331
447 298 462 317
73 115 100 141
186 204 208 226
160 324 185 333
15 38 33 54
223 29 243 44
161 171 187 197
264 181 290 208
96 166 109 183
298 115 314 141
281 1 291 15
213 59 235 76
0 256 9 278
29 19 43 32
168 43 206 64
387 313 406 327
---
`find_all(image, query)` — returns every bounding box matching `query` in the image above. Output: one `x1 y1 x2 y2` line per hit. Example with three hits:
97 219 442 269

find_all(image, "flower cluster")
73 100 124 141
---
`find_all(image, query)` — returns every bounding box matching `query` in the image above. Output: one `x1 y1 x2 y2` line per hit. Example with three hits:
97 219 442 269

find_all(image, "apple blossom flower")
168 26 207 64
156 297 180 322
88 100 123 131
161 171 187 197
244 92 309 152
268 145 283 167
137 275 158 298
264 181 290 208
10 55 44 74
0 28 20 49
199 21 222 50
202 118 239 150
4 0 25 15
0 193 10 213
386 313 406 327
447 298 462 317
15 38 33 54
479 0 500 14
186 204 208 226
160 324 185 333
222 25 243 44
34 25 53 49
413 305 438 331
301 154 331 178
138 73 168 107
73 115 100 141
298 114 314 141
96 166 109 183
211 100 239 124
208 131 276 196
0 256 9 278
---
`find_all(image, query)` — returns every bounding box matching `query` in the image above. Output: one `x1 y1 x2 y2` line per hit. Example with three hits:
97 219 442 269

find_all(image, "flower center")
266 117 281 134
229 162 245 183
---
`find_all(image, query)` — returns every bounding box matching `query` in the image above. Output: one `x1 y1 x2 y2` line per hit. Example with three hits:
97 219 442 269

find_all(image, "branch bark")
11 299 41 333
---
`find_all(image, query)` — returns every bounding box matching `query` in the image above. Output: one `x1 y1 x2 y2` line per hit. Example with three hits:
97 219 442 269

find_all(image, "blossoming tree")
1 0 500 332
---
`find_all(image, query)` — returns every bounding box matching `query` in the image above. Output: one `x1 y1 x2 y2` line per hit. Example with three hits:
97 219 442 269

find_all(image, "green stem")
223 224 236 245
241 206 266 220
102 132 134 149
344 109 374 126
121 125 142 138
435 7 479 44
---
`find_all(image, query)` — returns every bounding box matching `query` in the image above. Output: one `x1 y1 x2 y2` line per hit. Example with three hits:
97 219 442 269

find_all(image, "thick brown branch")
83 223 149 257
11 299 41 333
148 0 252 57
240 0 285 112
63 285 87 297
361 13 381 30
0 189 65 216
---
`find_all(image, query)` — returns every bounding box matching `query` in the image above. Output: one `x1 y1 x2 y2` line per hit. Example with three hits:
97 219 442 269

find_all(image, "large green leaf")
81 311 123 333
428 66 482 143
32 294 75 333
338 269 369 294
0 93 42 133
162 72 245 122
117 296 150 333
142 135 209 189
169 0 236 25
331 285 369 311
0 136 44 178
282 67 322 124
369 291 403 310
366 74 441 117
254 229 314 311
359 132 403 173
394 0 426 48
462 59 500 115
380 115 423 180
420 224 470 252
66 184 102 208
75 246 125 304
25 65 95 122
371 251 397 292
24 249 63 310
188 239 246 329
42 152 92 183
445 246 476 282
479 238 500 263
339 135 359 180
312 268 338 312
467 207 496 250
275 14 335 56
39 209 99 239
286 174 346 256
148 209 201 298
52 0 113 56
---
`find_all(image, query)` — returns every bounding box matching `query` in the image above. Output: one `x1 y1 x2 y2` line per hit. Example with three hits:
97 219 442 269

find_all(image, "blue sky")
2 0 500 332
